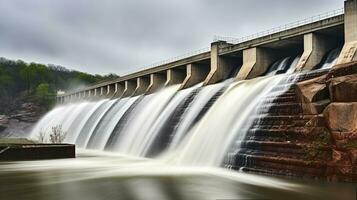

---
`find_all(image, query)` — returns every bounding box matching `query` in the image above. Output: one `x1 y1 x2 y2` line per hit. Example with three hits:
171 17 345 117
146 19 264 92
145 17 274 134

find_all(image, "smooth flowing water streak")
75 99 117 148
65 101 107 143
113 85 180 156
286 55 301 74
168 80 232 150
142 84 202 157
167 75 286 166
319 47 342 69
86 97 140 150
266 55 301 76
30 104 78 142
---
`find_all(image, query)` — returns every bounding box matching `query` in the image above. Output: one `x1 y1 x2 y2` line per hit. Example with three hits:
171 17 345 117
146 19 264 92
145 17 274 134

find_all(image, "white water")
168 80 230 150
29 50 332 167
86 97 139 150
167 75 285 166
320 47 342 69
114 85 180 156
267 55 301 75
75 99 117 148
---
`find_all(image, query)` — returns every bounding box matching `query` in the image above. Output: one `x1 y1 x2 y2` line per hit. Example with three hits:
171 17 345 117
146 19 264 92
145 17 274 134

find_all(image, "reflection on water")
0 150 355 200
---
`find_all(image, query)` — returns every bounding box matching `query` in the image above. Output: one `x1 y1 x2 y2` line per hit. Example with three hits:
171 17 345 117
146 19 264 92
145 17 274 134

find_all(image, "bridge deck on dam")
58 8 348 99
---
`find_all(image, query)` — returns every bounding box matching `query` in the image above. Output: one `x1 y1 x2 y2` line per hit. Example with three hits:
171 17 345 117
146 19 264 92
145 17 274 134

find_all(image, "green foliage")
0 57 119 114
35 83 54 109
303 130 332 162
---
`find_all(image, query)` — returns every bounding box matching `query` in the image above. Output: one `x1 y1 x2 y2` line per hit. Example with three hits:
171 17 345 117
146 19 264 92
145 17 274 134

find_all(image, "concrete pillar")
337 0 357 64
165 69 186 86
99 86 107 97
112 82 125 98
236 47 278 80
204 41 235 85
180 63 210 89
133 77 150 96
106 84 115 96
121 80 137 97
86 90 91 98
146 73 166 94
295 33 336 71
94 88 98 97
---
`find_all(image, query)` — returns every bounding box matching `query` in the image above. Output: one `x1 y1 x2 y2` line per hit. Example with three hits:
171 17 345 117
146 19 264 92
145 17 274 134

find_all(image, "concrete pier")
165 68 186 86
296 33 337 71
236 48 279 80
180 63 210 89
121 80 137 97
338 0 357 64
133 77 150 96
146 73 166 94
204 41 236 85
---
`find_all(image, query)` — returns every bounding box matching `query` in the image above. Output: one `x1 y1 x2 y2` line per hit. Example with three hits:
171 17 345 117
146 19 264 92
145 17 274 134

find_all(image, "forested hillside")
0 57 119 114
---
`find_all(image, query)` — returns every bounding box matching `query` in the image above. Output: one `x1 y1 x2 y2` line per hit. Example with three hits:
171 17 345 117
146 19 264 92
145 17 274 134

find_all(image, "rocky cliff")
0 102 45 138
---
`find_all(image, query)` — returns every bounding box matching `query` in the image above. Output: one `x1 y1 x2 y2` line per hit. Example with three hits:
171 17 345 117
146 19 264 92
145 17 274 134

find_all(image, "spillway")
29 49 343 169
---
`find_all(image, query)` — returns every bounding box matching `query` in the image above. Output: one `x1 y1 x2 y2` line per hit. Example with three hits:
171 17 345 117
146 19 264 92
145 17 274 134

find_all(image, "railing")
214 8 344 44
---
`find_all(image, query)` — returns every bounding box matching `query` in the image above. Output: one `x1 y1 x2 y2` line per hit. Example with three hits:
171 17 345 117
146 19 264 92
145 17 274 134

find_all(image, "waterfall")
113 85 180 156
86 97 139 150
266 55 301 76
168 80 231 150
165 75 286 166
75 99 117 148
29 49 336 168
319 47 342 69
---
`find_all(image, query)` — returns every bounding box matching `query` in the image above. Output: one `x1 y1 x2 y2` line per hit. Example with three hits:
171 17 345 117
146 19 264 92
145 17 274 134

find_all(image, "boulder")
296 75 329 114
329 74 357 102
323 103 357 132
328 61 357 78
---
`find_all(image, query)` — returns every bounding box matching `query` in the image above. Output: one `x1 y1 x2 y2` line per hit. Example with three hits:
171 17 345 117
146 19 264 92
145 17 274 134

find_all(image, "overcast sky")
0 0 344 75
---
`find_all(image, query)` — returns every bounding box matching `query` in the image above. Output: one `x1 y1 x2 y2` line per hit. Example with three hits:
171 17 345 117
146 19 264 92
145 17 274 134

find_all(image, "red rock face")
329 74 357 102
229 61 357 182
324 103 357 132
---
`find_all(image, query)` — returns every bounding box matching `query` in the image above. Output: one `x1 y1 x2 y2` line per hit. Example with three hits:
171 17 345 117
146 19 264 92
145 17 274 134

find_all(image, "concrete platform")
0 138 75 161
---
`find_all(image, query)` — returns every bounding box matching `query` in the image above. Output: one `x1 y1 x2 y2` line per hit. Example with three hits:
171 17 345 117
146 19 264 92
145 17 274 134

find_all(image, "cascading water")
86 97 139 150
142 84 202 157
29 49 336 169
318 46 342 69
75 99 117 148
112 85 180 156
168 80 231 150
266 55 301 75
165 75 286 166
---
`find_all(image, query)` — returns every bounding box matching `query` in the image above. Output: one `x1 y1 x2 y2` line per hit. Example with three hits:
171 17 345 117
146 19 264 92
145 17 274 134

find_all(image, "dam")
30 0 357 182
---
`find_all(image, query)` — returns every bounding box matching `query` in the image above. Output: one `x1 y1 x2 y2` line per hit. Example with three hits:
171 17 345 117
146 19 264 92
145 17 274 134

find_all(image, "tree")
35 83 54 108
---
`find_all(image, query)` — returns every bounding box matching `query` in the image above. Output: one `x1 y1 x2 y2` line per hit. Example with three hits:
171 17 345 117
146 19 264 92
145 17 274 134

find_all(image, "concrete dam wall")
32 0 357 181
